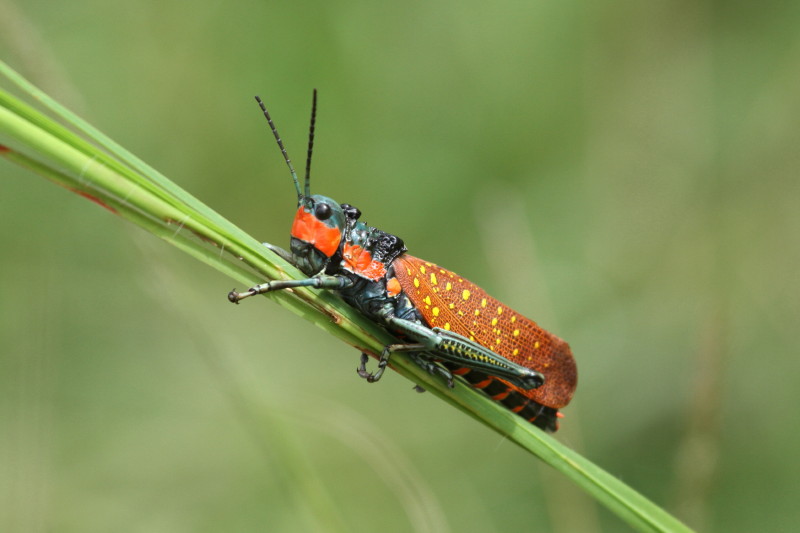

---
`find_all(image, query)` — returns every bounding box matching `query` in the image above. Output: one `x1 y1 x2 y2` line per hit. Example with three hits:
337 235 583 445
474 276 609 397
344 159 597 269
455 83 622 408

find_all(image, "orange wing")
393 254 577 408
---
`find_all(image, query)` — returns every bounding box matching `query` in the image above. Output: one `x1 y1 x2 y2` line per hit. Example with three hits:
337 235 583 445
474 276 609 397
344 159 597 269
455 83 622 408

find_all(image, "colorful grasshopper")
229 92 576 430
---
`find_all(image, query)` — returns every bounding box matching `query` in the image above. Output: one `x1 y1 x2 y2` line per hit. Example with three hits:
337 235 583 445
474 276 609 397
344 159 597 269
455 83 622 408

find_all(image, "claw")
357 353 370 379
357 352 383 383
229 288 258 303
228 289 241 304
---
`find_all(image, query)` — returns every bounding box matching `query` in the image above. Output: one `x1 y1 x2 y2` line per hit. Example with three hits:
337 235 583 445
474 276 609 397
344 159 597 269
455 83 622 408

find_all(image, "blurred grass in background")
1 1 798 532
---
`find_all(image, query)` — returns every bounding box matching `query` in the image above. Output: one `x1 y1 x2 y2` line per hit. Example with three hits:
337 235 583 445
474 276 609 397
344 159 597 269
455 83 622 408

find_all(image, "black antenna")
254 96 302 200
304 89 318 198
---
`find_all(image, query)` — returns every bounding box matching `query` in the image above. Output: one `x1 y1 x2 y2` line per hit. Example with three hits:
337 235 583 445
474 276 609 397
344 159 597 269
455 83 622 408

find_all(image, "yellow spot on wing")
424 295 431 305
534 341 540 349
474 309 480 316
430 273 437 285
511 315 517 323
432 307 440 317
445 282 452 291
444 322 451 330
481 298 487 308
462 289 471 300
420 265 426 274
491 317 498 326
513 329 520 337
497 306 503 315
513 348 519 356
413 277 420 288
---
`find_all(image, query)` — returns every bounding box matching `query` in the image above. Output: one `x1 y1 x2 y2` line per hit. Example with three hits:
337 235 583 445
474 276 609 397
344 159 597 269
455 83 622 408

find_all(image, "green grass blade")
0 60 248 238
0 70 694 533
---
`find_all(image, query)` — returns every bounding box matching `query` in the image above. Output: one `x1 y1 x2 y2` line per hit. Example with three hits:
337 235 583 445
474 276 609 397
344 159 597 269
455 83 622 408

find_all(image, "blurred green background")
2 1 798 532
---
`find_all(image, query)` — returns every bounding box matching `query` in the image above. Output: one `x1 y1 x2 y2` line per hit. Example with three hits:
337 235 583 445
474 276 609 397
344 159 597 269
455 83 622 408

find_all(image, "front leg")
262 242 295 264
228 275 354 303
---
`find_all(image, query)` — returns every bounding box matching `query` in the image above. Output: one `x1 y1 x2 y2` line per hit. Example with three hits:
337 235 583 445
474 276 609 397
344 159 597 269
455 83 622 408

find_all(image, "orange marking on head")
291 206 341 257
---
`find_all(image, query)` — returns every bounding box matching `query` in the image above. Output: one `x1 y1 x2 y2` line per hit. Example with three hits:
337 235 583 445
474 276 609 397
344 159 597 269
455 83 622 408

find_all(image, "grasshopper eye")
314 202 333 221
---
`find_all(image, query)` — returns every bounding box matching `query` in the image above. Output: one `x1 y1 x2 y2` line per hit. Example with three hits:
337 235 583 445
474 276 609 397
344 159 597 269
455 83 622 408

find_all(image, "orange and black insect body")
391 255 575 430
229 92 577 431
